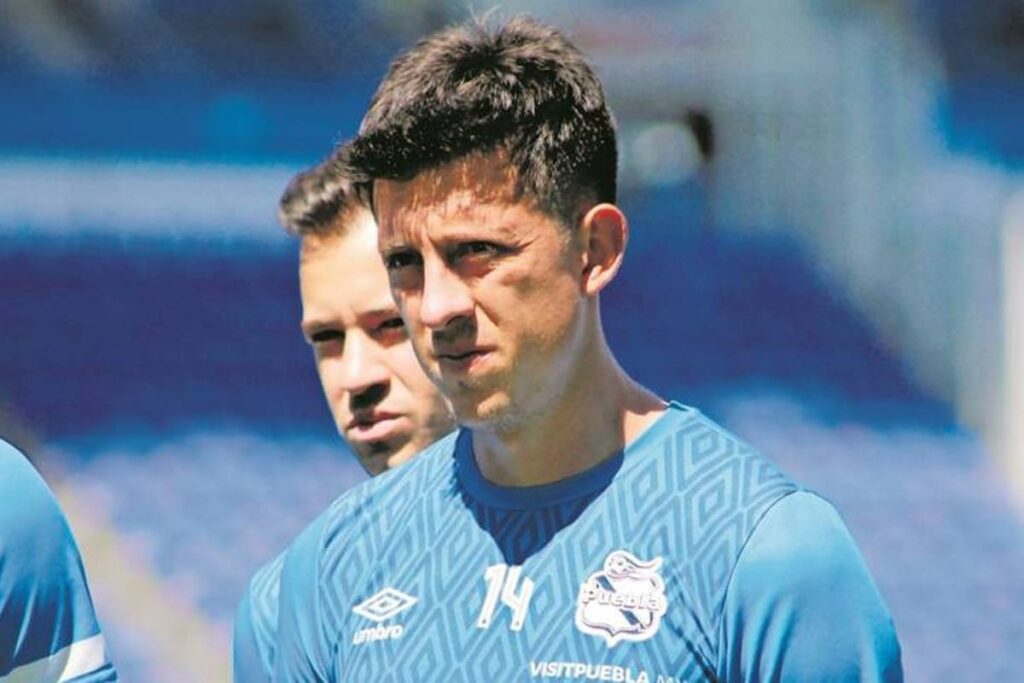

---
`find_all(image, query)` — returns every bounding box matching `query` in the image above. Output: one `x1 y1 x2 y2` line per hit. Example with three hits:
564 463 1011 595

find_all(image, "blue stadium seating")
3 4 1023 678
5 184 1020 680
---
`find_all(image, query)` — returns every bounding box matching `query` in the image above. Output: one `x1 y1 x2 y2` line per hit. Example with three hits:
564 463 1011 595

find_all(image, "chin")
352 438 406 476
355 452 390 477
451 390 516 430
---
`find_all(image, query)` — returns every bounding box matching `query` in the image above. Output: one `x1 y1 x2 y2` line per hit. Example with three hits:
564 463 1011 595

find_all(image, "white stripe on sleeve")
0 634 110 683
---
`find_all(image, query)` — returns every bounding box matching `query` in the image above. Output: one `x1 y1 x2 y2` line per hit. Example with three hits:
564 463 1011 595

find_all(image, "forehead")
374 152 527 228
299 212 395 314
300 207 376 265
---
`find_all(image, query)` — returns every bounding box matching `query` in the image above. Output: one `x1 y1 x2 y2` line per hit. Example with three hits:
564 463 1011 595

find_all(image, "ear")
578 203 628 297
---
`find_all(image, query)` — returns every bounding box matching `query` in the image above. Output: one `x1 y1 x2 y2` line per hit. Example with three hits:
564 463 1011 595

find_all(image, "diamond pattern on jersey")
299 408 799 682
248 551 284 634
683 458 742 557
407 629 442 680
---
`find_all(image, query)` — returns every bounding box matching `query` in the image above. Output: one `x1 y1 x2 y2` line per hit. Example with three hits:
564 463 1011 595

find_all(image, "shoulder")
0 439 69 549
647 404 802 552
234 552 286 682
316 429 461 552
0 439 117 681
656 403 796 493
717 491 903 680
285 426 459 575
618 404 805 650
725 491 875 600
272 431 460 679
0 439 87 594
737 491 867 574
247 552 287 633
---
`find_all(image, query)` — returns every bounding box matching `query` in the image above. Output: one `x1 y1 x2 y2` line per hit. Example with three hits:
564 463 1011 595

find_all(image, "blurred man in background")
270 16 902 682
232 152 455 681
282 153 454 477
0 438 118 682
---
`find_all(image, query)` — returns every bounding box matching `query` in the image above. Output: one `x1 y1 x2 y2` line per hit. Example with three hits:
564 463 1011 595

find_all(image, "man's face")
300 209 453 475
375 152 588 430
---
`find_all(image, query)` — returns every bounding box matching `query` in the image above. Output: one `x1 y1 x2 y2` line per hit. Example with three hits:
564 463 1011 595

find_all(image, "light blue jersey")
266 403 902 682
0 439 117 682
235 552 285 682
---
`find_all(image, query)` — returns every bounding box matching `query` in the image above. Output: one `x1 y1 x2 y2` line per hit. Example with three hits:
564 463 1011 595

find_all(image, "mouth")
345 413 407 443
436 347 492 372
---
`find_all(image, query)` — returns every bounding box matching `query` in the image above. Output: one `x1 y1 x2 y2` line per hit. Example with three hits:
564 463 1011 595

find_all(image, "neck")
471 324 665 488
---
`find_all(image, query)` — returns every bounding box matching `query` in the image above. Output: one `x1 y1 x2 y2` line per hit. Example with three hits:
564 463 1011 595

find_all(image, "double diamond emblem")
352 588 418 622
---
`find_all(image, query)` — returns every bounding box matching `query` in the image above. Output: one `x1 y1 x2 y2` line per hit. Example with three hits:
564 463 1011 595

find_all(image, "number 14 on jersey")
476 563 535 632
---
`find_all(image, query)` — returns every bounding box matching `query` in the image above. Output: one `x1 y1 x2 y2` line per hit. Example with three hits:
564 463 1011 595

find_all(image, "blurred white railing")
0 157 293 242
1001 195 1024 505
551 0 1024 505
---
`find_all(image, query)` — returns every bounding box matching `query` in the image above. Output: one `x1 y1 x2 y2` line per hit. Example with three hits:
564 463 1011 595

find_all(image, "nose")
337 333 389 399
419 260 474 330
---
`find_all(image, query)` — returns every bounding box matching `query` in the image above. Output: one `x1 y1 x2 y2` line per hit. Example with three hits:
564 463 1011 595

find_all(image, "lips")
438 349 482 361
435 346 492 372
345 412 406 443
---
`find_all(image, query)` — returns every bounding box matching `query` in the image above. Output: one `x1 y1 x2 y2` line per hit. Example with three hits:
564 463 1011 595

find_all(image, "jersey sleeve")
716 490 903 682
233 553 286 683
0 440 117 682
272 511 334 682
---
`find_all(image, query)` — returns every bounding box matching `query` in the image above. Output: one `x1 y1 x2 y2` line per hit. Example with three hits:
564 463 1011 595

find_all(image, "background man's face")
374 152 588 431
299 209 453 474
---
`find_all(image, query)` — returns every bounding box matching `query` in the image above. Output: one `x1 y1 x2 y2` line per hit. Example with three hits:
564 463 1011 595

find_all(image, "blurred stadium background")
1 0 1023 680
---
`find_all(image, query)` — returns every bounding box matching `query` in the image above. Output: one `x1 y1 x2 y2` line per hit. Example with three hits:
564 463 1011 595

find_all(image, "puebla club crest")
575 550 668 647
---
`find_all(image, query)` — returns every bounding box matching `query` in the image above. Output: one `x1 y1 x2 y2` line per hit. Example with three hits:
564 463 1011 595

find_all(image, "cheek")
395 289 423 325
316 357 341 396
395 297 433 345
498 263 580 345
389 346 435 394
317 362 353 422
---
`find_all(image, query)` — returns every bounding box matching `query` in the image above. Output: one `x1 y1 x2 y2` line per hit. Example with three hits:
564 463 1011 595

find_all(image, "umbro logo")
351 588 418 645
353 588 418 622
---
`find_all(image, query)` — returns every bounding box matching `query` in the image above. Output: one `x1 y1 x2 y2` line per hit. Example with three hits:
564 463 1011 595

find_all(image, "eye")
453 241 502 259
385 249 422 271
309 329 343 346
376 317 405 333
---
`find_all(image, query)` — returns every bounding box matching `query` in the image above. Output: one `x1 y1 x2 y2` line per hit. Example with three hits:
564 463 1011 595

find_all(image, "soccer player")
232 154 455 681
271 17 903 682
0 438 118 682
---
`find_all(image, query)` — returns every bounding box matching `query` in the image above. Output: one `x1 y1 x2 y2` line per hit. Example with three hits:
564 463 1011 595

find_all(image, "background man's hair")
349 15 618 227
278 143 371 238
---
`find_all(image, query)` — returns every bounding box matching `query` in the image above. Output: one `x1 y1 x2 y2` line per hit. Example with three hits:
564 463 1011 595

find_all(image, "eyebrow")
445 224 520 242
382 219 523 252
301 305 401 334
358 305 403 321
380 243 414 259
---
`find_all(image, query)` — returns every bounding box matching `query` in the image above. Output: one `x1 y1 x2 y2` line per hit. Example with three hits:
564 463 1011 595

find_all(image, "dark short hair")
349 15 618 227
278 143 371 238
